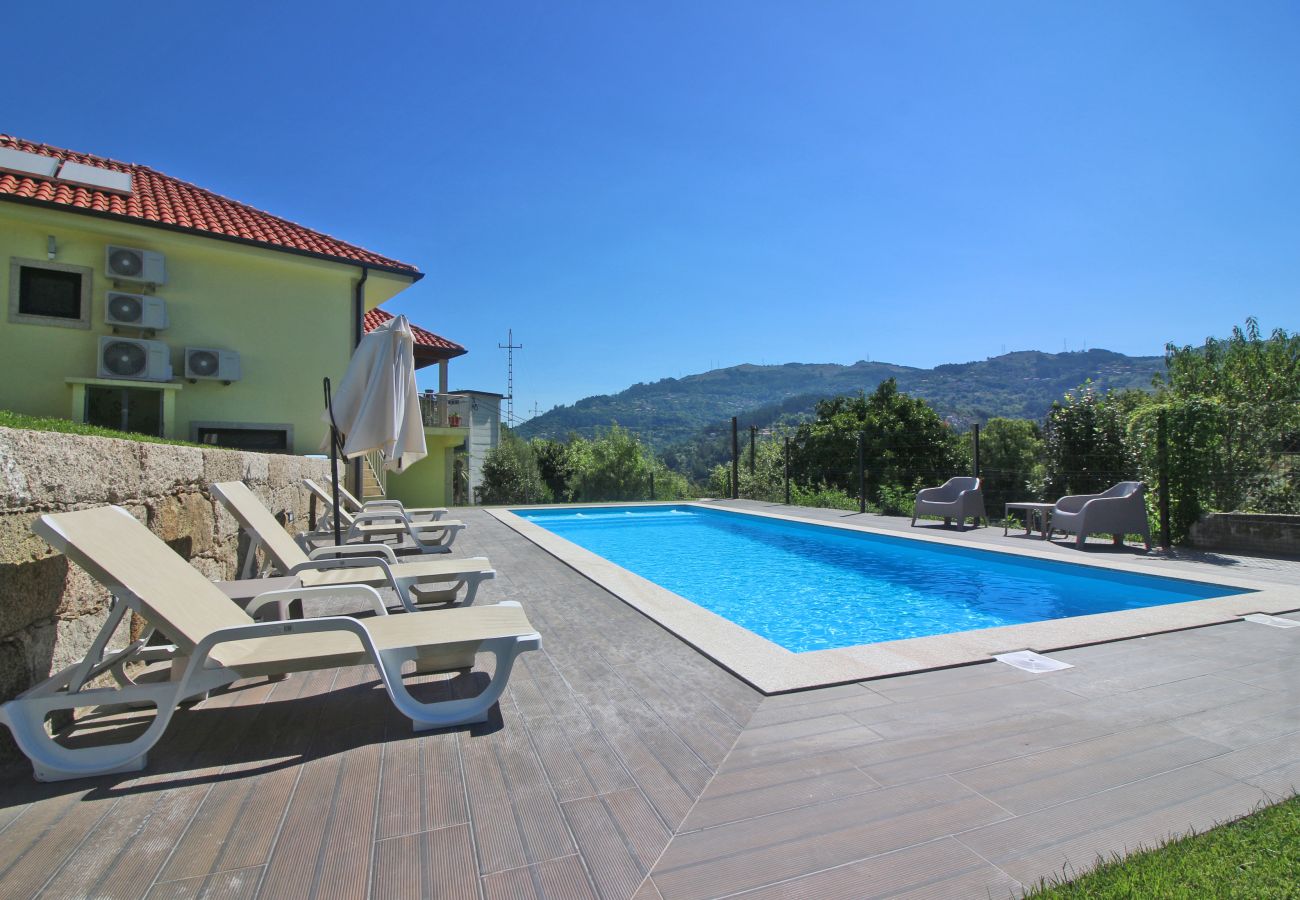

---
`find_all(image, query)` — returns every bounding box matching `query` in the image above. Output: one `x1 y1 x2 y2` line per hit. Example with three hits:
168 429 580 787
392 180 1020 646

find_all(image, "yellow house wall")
0 203 414 455
385 429 468 508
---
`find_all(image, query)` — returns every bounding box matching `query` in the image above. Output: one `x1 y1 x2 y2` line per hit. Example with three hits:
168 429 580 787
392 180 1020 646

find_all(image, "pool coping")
488 502 1300 693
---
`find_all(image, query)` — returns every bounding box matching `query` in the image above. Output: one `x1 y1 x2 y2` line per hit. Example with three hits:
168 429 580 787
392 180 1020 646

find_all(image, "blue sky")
6 2 1299 424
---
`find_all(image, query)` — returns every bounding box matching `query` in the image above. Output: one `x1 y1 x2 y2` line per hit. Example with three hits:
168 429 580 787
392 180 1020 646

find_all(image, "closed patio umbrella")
321 313 427 544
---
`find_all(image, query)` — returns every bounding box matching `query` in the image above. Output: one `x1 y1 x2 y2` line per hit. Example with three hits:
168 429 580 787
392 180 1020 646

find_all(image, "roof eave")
0 191 423 281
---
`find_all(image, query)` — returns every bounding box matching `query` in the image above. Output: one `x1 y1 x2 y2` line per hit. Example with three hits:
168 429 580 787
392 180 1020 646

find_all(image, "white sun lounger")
0 505 540 781
329 477 447 522
301 479 464 553
213 481 493 609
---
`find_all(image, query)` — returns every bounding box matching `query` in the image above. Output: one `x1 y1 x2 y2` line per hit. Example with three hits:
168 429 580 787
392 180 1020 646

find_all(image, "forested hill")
515 349 1165 449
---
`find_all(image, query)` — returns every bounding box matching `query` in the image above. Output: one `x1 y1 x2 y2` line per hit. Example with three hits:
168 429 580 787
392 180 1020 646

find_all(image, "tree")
531 438 576 502
1043 384 1139 498
979 418 1045 516
789 379 968 512
568 424 654 502
475 430 548 504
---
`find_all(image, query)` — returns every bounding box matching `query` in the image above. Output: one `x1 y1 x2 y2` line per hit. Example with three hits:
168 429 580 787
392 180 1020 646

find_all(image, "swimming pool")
514 505 1250 653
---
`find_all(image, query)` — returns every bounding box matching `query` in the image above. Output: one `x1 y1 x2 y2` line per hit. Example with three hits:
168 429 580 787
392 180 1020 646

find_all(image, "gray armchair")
911 477 986 530
1050 481 1151 550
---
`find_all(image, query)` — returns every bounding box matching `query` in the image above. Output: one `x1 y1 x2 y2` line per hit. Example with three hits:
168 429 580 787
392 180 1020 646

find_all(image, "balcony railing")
418 392 471 428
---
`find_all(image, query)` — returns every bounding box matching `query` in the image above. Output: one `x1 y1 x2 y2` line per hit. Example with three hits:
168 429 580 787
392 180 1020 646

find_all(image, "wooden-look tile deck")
1 504 1298 898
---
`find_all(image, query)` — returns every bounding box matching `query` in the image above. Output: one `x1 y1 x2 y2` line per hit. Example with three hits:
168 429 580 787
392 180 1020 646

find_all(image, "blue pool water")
515 505 1249 652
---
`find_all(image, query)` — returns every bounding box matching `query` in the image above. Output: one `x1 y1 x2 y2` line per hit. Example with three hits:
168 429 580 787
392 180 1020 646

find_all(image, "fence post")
972 423 981 477
1157 409 1171 551
731 417 739 500
784 435 791 505
649 471 655 501
858 431 866 514
749 425 757 475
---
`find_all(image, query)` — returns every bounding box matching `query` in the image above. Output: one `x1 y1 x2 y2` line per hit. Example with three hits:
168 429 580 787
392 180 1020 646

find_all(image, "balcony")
419 391 471 429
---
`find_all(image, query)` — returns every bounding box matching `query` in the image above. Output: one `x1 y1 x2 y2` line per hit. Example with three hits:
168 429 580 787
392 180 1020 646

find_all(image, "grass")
1026 794 1300 899
0 409 203 448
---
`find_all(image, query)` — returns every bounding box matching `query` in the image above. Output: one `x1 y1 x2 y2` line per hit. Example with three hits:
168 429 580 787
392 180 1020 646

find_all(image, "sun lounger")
0 505 540 781
213 481 493 608
328 476 447 522
911 476 987 530
302 479 464 553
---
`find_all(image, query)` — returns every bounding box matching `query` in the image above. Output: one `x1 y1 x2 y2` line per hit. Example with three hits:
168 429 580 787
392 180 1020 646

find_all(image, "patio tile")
733 837 1022 900
524 714 637 803
1202 731 1300 798
144 867 264 899
952 723 1233 814
372 824 478 900
481 855 598 900
681 750 880 832
651 776 1008 900
562 788 672 900
958 765 1270 887
848 710 1130 786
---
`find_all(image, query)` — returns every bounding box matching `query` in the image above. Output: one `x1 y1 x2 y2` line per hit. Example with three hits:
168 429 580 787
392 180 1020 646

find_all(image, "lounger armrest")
308 543 399 564
351 510 412 526
360 500 407 513
915 487 949 502
245 584 389 619
184 616 379 683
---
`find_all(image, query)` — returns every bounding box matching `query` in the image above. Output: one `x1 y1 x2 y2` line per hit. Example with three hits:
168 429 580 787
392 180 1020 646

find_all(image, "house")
0 134 421 455
361 309 502 508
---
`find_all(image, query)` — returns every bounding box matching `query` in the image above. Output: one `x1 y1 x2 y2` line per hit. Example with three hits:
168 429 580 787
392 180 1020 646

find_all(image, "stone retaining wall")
1188 512 1300 557
0 426 329 760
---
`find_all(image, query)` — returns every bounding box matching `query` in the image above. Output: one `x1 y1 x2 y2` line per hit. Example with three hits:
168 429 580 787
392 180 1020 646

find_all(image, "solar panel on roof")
57 161 133 195
0 147 60 179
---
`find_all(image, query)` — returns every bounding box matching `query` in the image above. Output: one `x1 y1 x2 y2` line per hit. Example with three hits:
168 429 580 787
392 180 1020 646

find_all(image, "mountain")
515 348 1166 452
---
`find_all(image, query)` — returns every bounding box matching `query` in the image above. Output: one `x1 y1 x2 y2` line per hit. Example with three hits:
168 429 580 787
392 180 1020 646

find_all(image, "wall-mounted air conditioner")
105 292 168 330
105 245 166 284
184 347 241 383
97 336 173 382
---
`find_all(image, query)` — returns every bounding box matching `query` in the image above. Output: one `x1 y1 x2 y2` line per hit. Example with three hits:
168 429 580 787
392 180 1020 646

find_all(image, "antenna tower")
498 328 523 422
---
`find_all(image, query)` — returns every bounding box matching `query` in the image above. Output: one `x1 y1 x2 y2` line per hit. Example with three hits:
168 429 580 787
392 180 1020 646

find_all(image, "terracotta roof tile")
0 134 420 276
364 308 467 361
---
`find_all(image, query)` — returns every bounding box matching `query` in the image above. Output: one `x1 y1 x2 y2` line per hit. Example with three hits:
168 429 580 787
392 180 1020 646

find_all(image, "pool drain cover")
1243 613 1300 629
994 650 1074 673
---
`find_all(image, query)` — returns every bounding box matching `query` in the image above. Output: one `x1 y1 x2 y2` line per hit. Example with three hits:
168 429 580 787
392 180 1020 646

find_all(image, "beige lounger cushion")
347 518 462 537
214 604 536 675
299 556 493 588
37 506 258 652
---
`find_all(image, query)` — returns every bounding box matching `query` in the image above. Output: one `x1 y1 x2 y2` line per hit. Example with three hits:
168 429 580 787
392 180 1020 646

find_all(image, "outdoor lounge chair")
302 479 464 554
329 477 447 522
212 481 493 609
1050 481 1152 550
911 476 987 530
0 505 540 781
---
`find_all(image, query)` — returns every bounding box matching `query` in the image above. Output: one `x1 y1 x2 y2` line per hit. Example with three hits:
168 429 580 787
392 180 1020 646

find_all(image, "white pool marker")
1243 613 1300 629
994 650 1074 673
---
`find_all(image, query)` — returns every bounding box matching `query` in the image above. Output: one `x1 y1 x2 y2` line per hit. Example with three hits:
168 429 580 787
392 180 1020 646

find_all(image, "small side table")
1005 502 1055 539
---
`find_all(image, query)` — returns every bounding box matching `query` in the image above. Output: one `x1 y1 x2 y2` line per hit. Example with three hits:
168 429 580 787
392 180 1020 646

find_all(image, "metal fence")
717 404 1300 548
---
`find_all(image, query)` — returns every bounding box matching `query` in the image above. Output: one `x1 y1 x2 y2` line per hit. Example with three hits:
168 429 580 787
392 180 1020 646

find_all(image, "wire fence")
713 403 1300 547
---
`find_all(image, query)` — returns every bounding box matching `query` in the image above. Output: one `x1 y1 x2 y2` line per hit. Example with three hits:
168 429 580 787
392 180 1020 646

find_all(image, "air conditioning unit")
185 346 241 382
105 245 166 284
97 336 173 382
104 292 168 330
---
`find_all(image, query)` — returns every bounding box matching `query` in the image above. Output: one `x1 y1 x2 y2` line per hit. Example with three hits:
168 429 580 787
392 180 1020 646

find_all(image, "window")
85 385 164 436
8 258 93 328
192 422 292 453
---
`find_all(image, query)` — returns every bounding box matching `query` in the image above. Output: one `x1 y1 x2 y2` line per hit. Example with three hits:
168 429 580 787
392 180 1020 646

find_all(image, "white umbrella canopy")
323 313 427 472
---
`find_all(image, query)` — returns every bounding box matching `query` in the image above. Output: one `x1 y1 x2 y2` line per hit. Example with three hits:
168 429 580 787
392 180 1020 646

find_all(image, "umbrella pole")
324 377 343 548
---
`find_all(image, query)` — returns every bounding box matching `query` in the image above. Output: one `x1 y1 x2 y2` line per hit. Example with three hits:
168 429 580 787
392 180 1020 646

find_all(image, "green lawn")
1026 794 1300 899
0 409 202 448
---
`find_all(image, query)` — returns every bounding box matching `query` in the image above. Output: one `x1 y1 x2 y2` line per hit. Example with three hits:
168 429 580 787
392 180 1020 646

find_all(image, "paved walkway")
0 505 1297 899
